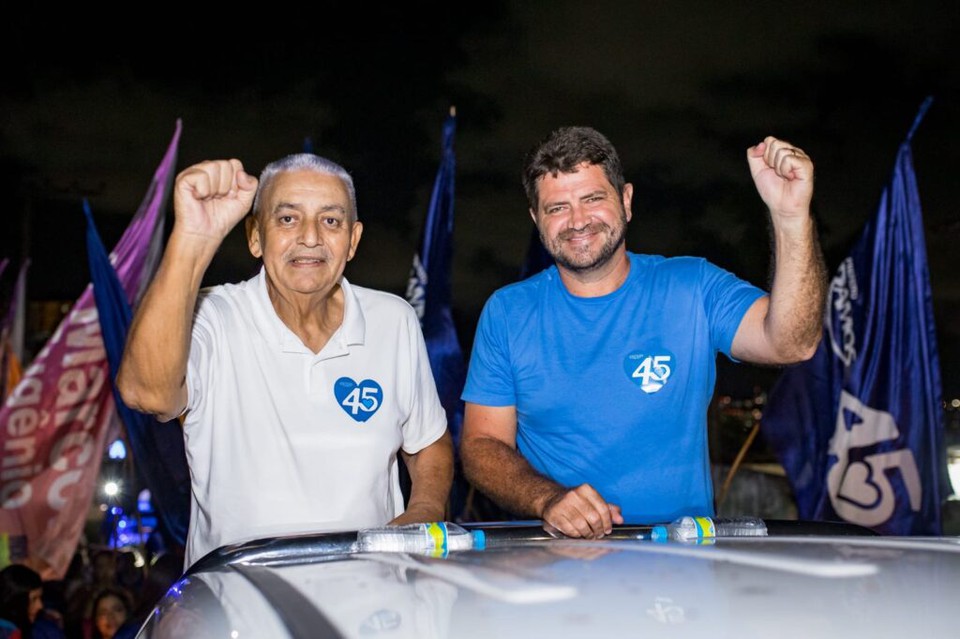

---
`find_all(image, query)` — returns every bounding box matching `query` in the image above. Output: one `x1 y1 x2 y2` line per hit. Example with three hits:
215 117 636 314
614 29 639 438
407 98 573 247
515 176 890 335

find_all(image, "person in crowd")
460 127 826 539
89 590 136 639
118 153 453 568
0 565 64 639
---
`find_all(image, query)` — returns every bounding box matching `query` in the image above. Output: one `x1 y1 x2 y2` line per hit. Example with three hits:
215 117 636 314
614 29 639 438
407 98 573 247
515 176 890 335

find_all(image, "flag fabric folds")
84 202 190 549
762 99 944 535
0 259 28 402
0 121 182 578
405 111 467 445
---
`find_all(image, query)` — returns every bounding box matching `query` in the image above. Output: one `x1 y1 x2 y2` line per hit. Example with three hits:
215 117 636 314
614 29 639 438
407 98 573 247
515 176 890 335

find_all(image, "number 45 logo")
334 377 384 423
623 351 674 394
826 390 922 527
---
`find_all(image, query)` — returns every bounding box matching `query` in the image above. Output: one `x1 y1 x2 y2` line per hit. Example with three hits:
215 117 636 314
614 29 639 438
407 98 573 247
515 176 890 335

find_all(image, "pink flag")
0 121 181 579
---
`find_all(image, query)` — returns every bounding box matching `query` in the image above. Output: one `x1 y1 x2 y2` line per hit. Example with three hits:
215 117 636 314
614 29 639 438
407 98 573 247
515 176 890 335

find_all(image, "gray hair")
252 153 358 220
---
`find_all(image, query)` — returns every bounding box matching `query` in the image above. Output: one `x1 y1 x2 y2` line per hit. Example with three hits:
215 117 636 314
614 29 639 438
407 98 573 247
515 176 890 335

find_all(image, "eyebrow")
542 190 608 209
579 190 608 200
272 202 347 215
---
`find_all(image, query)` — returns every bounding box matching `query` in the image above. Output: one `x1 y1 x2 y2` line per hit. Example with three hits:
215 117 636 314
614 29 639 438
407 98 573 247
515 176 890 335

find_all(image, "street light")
103 480 121 497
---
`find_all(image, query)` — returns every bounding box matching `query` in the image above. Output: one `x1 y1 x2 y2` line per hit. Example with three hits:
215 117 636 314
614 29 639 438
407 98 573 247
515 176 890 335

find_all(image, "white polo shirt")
183 268 447 567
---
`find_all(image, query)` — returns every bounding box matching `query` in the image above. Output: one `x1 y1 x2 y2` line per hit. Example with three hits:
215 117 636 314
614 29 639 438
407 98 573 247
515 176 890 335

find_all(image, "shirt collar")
255 267 366 355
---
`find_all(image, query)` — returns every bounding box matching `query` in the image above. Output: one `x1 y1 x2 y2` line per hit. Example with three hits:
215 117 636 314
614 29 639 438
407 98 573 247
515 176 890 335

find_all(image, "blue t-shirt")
462 252 765 523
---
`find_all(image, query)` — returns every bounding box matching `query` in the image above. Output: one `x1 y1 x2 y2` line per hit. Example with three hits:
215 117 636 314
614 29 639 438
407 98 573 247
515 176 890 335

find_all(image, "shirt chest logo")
623 350 675 394
334 377 383 422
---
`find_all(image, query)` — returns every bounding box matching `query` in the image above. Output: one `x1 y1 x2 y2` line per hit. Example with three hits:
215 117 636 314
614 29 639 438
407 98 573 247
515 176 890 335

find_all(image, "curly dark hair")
521 126 626 210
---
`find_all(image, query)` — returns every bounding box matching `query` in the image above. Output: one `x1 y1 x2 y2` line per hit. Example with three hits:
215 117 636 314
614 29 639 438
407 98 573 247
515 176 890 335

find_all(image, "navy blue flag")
762 99 944 535
405 110 466 445
84 201 191 546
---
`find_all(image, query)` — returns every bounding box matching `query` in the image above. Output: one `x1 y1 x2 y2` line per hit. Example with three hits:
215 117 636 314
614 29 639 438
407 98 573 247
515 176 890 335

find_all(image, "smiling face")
532 162 632 273
248 170 363 305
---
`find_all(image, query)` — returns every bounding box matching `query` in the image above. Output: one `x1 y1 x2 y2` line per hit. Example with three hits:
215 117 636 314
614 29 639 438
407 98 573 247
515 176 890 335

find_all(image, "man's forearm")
394 431 454 523
461 436 566 518
117 230 220 419
765 215 828 361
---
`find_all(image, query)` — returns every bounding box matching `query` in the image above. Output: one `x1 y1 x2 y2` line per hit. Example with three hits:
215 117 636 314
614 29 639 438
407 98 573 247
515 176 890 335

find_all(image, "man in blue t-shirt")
460 127 827 538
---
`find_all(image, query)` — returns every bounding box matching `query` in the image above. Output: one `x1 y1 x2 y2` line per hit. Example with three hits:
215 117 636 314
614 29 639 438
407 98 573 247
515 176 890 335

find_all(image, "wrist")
535 485 566 518
769 211 815 238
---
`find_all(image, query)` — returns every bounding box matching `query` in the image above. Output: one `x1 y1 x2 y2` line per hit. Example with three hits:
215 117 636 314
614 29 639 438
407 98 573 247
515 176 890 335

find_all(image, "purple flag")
0 121 181 579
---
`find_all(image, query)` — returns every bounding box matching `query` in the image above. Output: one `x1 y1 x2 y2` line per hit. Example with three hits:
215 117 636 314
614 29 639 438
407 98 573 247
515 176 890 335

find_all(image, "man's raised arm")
732 136 828 365
117 159 258 421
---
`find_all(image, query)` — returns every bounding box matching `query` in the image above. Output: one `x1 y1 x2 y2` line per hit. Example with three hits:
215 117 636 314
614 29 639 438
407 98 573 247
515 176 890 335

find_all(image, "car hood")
138 525 960 638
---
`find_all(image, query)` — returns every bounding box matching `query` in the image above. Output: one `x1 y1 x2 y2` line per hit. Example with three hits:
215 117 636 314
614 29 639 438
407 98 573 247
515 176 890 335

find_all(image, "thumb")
745 141 768 177
236 172 259 212
237 171 259 193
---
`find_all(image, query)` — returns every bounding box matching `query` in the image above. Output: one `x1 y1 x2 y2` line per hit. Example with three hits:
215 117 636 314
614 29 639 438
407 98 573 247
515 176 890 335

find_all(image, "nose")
299 217 323 247
568 202 591 230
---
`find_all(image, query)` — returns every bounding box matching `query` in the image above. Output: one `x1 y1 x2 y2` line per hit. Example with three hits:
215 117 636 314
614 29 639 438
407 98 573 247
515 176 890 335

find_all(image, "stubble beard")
540 210 629 273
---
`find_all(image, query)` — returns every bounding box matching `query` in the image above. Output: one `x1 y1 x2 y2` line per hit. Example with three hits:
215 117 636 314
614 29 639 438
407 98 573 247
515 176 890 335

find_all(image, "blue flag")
84 203 191 546
762 99 944 535
405 111 466 445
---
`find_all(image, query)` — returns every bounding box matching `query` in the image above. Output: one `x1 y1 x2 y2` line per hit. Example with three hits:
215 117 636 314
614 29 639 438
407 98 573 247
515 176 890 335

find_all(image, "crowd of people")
0 544 183 639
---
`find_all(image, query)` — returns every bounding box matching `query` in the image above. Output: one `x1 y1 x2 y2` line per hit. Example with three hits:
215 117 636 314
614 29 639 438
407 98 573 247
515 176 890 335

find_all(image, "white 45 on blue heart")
334 377 383 423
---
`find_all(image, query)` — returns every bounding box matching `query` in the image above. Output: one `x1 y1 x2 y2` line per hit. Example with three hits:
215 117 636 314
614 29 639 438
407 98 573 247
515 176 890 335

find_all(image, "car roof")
137 521 960 639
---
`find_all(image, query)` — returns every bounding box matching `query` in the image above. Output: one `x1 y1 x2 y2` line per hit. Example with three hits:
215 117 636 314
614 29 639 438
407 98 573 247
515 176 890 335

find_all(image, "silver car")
136 520 960 638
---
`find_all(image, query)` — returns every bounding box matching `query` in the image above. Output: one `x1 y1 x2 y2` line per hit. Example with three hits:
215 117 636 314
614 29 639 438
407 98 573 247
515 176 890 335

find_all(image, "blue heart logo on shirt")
334 377 383 422
623 350 675 394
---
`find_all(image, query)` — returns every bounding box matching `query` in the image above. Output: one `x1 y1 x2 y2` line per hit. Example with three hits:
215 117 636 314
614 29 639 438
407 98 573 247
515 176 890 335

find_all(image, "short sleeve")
461 294 516 407
400 307 448 454
700 261 766 358
185 291 220 415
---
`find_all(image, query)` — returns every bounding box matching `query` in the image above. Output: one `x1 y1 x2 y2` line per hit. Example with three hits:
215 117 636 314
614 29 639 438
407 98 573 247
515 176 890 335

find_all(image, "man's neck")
556 249 631 298
267 283 345 353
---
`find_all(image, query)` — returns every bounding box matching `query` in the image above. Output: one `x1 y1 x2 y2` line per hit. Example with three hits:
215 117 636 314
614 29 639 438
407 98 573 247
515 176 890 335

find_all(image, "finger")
774 149 812 183
545 494 597 538
180 160 240 200
746 140 766 158
759 136 811 180
761 136 787 166
746 140 772 177
549 510 585 539
214 159 238 196
560 503 597 538
566 504 605 539
238 170 259 193
176 165 216 200
573 484 614 535
224 158 253 194
608 504 624 525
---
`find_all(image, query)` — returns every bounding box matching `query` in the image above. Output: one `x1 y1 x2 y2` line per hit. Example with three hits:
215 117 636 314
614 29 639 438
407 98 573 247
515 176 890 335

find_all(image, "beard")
540 209 628 273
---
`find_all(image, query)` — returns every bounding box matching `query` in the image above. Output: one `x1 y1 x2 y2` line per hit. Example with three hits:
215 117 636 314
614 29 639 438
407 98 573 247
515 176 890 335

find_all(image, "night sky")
2 2 958 396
